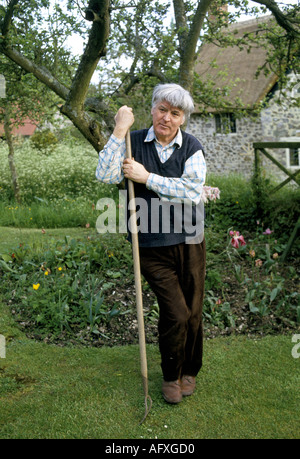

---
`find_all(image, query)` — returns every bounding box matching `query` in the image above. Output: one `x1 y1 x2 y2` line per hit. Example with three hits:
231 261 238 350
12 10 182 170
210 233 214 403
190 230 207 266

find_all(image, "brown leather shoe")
162 380 182 404
181 375 196 396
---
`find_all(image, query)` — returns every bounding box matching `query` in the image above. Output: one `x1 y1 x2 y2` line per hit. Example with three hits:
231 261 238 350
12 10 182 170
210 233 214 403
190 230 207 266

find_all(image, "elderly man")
96 83 206 404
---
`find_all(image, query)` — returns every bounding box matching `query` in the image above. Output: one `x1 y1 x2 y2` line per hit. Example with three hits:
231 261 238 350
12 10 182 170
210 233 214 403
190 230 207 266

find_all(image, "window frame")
215 113 237 135
286 147 300 169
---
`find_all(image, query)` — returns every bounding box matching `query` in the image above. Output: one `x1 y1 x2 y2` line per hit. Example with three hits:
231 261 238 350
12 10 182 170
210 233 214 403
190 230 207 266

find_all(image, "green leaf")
92 328 100 335
270 288 278 302
249 302 259 313
1 254 12 263
106 270 121 279
0 259 14 272
102 282 114 291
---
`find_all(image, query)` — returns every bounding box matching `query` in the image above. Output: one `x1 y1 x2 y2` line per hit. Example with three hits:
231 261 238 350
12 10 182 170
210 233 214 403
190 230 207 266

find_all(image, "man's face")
151 100 185 146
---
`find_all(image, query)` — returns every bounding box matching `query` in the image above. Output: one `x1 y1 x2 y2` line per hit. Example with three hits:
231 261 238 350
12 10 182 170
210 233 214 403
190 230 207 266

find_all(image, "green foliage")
30 129 58 154
0 140 299 339
0 234 133 341
0 138 115 204
203 290 235 329
1 223 298 342
224 227 300 329
205 173 300 239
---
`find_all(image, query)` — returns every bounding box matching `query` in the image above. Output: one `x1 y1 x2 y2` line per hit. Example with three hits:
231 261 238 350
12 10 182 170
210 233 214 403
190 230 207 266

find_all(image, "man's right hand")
113 105 135 139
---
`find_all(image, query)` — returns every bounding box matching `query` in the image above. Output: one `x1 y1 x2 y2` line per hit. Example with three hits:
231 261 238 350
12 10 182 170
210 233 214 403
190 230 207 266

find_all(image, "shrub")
205 173 300 239
30 129 58 154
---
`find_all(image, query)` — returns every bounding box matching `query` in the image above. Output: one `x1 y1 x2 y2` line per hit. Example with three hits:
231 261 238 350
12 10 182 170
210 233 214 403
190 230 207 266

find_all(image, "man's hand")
113 105 134 139
123 158 150 184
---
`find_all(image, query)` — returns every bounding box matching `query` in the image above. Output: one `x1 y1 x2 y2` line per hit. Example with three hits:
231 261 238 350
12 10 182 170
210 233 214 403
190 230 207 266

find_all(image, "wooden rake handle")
125 131 152 423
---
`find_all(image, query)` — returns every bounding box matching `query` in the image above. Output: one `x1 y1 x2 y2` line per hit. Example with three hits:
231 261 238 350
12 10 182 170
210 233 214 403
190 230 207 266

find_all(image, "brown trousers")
139 239 206 381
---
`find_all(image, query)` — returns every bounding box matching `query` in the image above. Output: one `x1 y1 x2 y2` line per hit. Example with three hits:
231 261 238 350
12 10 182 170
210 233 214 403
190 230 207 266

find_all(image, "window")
215 113 236 134
287 147 300 169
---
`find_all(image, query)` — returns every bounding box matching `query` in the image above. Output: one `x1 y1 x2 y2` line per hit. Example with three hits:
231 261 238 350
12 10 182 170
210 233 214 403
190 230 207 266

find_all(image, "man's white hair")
152 83 194 119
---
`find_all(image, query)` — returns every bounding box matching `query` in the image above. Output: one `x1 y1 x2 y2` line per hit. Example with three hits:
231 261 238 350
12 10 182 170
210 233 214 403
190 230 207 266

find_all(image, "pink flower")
255 259 263 267
229 230 246 249
201 186 220 203
263 228 273 235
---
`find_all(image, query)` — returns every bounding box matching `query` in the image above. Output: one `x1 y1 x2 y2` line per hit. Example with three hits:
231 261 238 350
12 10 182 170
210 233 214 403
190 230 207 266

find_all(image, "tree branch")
185 0 212 56
2 0 19 37
173 0 188 54
174 0 212 90
1 0 113 152
0 44 69 100
65 0 110 112
253 0 300 37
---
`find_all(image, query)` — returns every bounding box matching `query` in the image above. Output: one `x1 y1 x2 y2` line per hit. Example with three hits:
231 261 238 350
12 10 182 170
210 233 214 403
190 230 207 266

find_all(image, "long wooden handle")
125 131 152 423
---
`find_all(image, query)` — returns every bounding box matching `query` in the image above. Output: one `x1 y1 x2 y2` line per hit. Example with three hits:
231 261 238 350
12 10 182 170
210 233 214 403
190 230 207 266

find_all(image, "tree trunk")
4 109 21 203
174 0 212 93
61 0 111 152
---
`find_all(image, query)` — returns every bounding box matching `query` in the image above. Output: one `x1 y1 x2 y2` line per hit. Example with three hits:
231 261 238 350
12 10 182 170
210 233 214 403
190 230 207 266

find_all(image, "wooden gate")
253 141 300 261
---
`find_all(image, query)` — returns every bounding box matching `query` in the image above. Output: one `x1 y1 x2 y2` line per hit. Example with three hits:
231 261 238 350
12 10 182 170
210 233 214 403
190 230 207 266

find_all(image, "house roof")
0 117 37 136
195 15 278 112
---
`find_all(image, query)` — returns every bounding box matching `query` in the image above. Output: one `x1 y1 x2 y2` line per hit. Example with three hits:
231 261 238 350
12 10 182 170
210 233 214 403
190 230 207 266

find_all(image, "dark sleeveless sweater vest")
127 129 204 247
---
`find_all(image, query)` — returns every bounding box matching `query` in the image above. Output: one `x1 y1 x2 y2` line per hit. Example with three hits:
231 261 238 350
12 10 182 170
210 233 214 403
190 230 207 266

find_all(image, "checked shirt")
95 126 206 204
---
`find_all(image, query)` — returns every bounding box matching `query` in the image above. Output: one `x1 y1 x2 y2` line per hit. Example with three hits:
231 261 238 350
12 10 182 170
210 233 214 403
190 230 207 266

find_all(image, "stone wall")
188 114 262 178
189 78 300 181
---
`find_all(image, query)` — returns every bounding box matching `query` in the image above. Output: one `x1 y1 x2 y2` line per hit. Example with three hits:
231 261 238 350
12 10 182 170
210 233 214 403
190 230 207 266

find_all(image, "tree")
0 0 299 153
0 1 78 202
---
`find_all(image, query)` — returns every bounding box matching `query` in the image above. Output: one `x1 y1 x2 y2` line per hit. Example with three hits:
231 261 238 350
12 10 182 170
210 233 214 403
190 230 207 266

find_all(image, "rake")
125 130 152 424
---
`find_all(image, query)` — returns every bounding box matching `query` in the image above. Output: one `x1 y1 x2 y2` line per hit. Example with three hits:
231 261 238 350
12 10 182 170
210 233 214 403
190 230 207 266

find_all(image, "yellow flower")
108 251 114 258
44 270 49 276
33 283 40 290
58 267 62 271
249 249 255 258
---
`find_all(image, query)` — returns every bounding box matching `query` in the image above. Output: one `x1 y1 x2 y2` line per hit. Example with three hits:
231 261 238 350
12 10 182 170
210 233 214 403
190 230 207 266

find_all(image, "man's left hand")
123 158 150 184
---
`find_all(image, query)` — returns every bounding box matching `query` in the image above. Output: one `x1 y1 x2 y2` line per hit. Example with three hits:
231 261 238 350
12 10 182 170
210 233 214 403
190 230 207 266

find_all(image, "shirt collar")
145 126 182 148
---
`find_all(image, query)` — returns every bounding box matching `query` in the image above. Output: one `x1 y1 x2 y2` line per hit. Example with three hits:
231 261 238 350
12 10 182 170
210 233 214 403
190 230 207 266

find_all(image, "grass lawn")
0 226 92 253
0 227 299 439
1 323 299 439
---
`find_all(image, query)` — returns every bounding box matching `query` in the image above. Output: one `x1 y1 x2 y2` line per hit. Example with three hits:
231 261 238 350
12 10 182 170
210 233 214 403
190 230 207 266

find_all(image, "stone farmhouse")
188 16 300 179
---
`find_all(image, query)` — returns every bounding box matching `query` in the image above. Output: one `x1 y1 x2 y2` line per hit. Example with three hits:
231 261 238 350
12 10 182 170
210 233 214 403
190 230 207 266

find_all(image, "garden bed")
3 228 299 348
0 139 299 348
